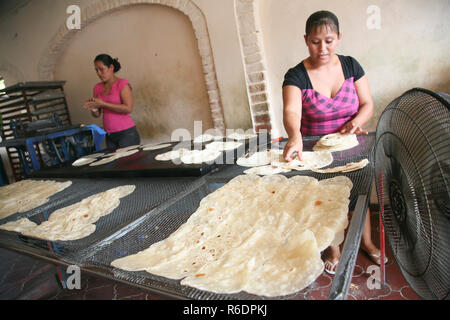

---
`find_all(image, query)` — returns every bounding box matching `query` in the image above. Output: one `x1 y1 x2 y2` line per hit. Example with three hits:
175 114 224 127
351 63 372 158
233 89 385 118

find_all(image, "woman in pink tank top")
282 11 386 274
83 54 140 149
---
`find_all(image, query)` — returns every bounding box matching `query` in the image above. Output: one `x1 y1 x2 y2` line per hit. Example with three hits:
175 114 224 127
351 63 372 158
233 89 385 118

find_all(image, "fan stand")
378 171 386 286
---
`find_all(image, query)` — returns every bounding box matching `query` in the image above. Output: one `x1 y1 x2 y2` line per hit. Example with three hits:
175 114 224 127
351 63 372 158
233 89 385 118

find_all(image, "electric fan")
374 88 449 300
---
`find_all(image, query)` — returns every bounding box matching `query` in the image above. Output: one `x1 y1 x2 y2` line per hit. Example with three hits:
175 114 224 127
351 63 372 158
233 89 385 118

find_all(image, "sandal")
361 249 388 265
324 259 339 275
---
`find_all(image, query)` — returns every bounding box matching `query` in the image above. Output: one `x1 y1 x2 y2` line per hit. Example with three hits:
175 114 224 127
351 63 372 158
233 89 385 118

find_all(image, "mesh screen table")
0 133 375 300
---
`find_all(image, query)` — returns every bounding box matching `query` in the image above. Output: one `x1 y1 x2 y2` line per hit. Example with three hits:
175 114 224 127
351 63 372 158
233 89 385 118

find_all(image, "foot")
323 246 341 275
324 258 339 275
360 246 388 265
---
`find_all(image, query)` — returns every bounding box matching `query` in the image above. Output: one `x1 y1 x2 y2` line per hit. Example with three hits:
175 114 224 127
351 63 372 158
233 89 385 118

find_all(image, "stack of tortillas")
0 185 135 241
237 149 333 176
111 174 352 297
312 159 370 174
0 180 72 220
313 133 359 152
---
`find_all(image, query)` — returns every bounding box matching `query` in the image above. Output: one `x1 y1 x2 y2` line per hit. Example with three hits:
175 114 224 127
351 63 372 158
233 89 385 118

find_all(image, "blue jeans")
106 126 141 149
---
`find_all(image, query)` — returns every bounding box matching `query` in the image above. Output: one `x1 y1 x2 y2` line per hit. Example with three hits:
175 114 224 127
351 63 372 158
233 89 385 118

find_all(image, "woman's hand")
83 98 104 110
83 98 102 117
340 120 368 135
283 136 303 162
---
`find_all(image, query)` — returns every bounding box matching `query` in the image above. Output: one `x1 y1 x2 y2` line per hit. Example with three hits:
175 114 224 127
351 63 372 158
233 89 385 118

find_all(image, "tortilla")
89 149 139 166
72 157 97 166
318 133 355 147
180 149 222 164
236 150 272 167
193 134 223 143
115 145 141 153
84 152 105 159
227 132 258 140
240 149 333 175
155 148 190 161
271 151 333 171
312 159 369 174
0 185 135 241
0 180 72 220
243 165 290 176
142 143 172 151
205 141 243 152
313 133 359 152
111 174 352 297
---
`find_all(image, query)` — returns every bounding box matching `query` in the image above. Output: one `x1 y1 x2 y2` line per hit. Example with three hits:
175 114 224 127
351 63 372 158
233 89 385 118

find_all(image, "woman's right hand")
83 99 100 117
283 136 303 162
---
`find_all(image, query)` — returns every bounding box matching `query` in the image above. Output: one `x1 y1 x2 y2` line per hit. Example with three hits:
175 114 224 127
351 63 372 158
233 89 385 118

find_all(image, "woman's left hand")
340 120 368 135
83 98 104 110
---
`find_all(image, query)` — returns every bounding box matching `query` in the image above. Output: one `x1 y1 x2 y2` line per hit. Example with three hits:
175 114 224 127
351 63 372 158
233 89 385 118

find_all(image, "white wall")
259 0 450 137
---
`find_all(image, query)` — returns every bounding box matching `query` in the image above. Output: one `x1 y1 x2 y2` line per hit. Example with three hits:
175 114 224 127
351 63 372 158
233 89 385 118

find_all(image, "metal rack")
0 134 375 300
0 81 71 181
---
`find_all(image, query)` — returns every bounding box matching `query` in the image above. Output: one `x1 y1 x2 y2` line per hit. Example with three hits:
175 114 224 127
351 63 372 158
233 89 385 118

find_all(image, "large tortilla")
0 180 72 220
111 174 352 297
0 185 135 241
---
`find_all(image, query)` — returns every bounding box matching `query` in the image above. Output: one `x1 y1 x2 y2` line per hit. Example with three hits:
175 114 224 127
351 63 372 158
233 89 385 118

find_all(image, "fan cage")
375 88 449 300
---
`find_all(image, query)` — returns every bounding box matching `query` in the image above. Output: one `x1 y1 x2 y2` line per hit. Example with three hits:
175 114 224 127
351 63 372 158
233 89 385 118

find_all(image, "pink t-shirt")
93 78 136 133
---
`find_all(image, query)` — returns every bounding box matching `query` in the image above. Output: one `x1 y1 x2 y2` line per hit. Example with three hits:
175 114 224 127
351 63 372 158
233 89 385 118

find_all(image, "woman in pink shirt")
83 54 140 149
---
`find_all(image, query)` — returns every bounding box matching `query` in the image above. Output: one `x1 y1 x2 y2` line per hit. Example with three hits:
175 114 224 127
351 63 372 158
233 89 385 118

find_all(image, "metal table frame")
0 124 106 174
0 135 375 300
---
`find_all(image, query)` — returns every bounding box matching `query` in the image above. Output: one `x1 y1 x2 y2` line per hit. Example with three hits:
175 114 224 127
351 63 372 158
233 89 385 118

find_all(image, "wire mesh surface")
71 134 375 300
211 134 375 204
0 176 201 262
374 88 450 300
0 133 375 299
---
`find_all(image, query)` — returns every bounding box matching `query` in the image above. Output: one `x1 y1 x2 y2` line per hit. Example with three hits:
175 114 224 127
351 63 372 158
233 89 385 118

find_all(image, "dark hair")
94 54 121 72
305 10 340 37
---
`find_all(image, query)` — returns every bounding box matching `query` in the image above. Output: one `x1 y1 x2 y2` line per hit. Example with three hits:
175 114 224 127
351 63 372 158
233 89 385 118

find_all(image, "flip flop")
324 259 339 275
362 249 388 265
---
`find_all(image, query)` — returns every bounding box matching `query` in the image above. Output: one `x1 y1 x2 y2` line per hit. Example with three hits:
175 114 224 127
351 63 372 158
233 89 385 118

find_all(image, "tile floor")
0 211 422 300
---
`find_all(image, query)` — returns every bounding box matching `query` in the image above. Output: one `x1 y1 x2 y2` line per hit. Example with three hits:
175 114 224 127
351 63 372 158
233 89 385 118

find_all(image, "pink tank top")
93 78 136 133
